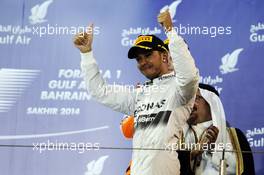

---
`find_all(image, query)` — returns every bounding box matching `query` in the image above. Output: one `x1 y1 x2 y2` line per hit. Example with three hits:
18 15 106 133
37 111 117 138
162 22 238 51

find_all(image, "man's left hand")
157 10 173 32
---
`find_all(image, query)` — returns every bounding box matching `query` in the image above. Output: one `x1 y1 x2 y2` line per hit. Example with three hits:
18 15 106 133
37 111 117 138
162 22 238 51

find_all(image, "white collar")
196 120 213 130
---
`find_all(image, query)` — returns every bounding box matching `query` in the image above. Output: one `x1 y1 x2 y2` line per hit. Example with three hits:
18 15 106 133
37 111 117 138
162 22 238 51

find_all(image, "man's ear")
161 52 169 63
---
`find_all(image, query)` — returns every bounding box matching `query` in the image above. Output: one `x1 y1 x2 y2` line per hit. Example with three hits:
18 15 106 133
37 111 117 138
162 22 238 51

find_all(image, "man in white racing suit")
73 11 199 175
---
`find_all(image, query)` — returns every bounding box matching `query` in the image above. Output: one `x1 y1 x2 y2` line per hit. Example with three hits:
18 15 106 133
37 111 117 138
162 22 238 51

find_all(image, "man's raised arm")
73 24 136 115
158 11 199 103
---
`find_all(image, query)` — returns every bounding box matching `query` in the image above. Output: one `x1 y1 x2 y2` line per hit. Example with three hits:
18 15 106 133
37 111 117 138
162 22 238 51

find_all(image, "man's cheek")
138 65 144 72
187 115 197 125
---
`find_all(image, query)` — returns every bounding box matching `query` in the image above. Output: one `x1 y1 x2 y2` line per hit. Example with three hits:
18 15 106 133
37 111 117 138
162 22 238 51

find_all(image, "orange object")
121 115 134 139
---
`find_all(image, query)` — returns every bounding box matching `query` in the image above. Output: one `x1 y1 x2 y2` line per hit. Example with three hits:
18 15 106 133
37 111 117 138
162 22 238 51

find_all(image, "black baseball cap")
163 38 169 51
128 35 168 59
163 38 190 51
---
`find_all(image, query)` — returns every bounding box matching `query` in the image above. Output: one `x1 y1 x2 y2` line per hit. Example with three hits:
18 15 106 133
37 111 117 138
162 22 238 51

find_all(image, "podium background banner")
0 0 263 174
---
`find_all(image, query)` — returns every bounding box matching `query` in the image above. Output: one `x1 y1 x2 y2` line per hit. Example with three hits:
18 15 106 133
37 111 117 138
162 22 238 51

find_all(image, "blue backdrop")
0 0 263 174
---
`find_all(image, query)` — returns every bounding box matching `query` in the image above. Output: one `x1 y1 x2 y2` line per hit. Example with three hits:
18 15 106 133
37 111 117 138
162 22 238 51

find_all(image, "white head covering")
199 88 228 166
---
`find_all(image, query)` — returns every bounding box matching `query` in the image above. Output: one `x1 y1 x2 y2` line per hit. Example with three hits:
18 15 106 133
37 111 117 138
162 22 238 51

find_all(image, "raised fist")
73 24 93 53
157 10 173 32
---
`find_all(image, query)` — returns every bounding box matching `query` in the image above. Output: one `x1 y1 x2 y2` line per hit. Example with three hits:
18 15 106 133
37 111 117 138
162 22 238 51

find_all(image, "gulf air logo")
85 156 109 175
0 68 40 113
29 0 53 25
160 0 183 22
219 48 243 74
